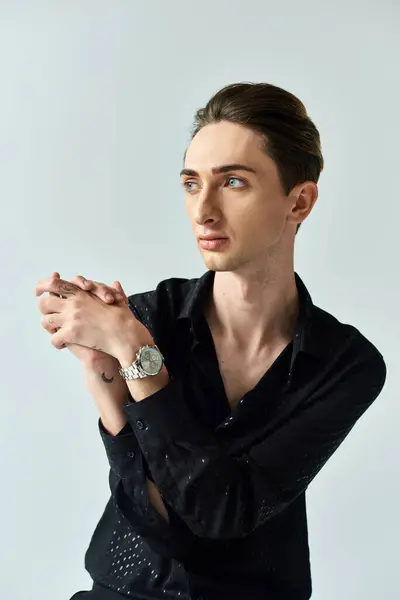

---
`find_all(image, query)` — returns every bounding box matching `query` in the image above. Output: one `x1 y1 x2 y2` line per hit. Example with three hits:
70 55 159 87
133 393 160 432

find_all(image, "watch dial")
141 347 163 375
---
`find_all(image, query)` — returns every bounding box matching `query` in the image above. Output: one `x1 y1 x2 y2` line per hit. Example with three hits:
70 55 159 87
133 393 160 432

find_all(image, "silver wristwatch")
118 344 165 380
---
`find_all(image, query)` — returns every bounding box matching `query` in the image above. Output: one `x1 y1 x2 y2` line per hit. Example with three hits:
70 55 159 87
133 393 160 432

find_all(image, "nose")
193 188 220 225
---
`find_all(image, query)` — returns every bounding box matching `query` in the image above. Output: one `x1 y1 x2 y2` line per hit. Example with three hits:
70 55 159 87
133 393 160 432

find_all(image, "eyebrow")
179 163 257 178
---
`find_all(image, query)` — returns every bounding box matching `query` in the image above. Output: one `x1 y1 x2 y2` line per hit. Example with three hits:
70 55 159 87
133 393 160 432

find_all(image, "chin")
202 253 239 273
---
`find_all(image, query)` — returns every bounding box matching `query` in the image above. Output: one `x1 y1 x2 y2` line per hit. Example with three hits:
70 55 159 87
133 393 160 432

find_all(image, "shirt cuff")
98 417 142 479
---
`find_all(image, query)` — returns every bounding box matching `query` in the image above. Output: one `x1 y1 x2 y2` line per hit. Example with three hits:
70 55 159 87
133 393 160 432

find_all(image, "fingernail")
115 293 124 301
105 293 114 301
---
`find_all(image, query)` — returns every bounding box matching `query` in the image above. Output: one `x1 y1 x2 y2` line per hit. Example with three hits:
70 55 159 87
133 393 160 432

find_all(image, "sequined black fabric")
72 270 387 600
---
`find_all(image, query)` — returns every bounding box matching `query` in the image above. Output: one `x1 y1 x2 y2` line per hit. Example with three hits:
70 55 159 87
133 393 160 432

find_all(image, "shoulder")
310 303 386 384
126 275 196 323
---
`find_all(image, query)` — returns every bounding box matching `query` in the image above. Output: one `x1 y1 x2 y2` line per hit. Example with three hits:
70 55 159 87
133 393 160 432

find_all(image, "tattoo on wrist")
102 372 114 383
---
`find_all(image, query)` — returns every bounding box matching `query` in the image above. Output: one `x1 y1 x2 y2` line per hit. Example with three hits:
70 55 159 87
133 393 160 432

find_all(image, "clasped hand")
35 272 152 364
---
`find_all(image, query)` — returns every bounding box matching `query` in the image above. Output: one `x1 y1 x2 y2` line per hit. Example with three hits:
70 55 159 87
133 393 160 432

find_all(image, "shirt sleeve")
98 418 139 481
99 417 196 559
123 343 387 540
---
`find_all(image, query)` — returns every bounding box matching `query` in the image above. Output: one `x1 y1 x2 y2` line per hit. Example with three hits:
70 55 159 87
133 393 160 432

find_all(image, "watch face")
140 346 163 375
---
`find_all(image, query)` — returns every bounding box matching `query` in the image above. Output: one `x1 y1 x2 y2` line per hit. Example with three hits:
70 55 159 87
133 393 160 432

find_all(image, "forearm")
83 359 170 523
83 360 129 435
124 366 171 522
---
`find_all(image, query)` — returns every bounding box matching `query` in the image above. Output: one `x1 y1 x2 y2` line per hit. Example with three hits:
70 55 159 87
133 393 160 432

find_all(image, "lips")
198 238 229 250
198 235 228 241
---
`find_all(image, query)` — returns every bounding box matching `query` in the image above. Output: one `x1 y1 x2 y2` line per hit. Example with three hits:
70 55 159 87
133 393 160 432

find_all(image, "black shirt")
72 270 387 600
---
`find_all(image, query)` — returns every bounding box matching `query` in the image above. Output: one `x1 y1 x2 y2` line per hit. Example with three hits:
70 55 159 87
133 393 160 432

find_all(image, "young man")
36 83 387 600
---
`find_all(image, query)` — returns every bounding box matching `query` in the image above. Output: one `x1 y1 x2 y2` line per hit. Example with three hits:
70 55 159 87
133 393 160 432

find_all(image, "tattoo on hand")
102 372 114 383
58 281 79 296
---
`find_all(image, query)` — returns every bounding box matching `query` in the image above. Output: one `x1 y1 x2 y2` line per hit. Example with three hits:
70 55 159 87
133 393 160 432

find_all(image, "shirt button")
126 451 135 459
136 420 146 430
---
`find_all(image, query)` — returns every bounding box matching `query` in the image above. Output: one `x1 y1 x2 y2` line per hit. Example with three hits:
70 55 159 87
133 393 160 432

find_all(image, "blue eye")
226 177 245 188
183 176 246 192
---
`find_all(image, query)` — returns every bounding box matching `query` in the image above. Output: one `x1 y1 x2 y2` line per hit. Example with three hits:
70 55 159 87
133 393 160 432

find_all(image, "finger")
35 276 80 298
112 281 126 296
111 281 127 303
68 277 115 303
50 329 66 350
97 283 117 303
70 274 94 291
37 293 65 315
49 326 66 349
40 313 62 332
44 325 58 335
51 327 67 350
34 274 58 296
86 282 121 304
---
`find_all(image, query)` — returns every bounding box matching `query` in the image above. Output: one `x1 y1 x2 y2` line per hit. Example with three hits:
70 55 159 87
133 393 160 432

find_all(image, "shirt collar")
176 269 329 365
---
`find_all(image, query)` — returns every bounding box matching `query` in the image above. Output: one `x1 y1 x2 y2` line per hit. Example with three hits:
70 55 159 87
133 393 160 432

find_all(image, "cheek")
185 200 194 222
242 199 280 227
241 200 286 240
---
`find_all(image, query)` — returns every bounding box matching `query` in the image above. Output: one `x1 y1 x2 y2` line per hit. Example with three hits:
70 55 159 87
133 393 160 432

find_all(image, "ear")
289 181 318 226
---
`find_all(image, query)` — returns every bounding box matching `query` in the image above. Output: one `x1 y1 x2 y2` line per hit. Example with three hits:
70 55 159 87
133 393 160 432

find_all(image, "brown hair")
186 82 324 235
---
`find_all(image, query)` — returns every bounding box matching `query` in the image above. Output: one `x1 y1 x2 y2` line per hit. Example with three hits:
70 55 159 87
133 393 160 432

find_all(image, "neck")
204 263 300 355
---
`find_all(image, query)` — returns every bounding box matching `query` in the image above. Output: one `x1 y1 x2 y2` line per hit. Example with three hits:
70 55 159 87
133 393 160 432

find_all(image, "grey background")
0 2 398 598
